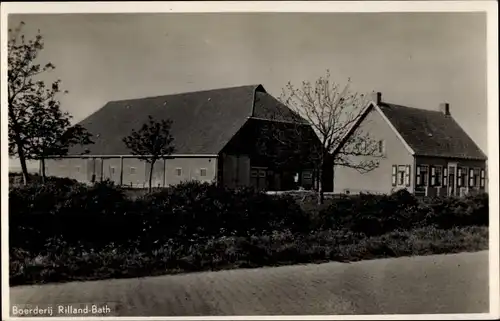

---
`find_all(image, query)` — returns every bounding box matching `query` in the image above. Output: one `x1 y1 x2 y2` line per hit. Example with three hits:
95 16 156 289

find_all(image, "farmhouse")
334 92 487 197
44 85 333 191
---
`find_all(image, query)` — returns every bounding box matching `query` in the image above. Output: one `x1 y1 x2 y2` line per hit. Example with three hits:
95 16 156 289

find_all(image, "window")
473 168 480 187
303 171 312 180
130 167 136 174
404 165 411 186
391 165 397 186
200 168 207 177
457 167 468 188
360 141 367 153
443 168 448 187
417 165 429 186
377 140 386 156
469 168 475 187
480 169 486 188
434 166 442 186
430 166 436 186
259 170 266 178
251 169 258 178
175 168 182 176
397 165 406 186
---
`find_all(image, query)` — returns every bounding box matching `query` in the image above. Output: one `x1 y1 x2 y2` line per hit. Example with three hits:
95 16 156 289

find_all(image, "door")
250 167 268 190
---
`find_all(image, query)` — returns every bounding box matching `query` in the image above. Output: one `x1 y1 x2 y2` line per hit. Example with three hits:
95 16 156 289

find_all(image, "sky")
7 12 488 169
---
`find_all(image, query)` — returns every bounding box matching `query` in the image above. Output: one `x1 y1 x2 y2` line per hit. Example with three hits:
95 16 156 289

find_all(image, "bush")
316 190 488 236
9 178 489 252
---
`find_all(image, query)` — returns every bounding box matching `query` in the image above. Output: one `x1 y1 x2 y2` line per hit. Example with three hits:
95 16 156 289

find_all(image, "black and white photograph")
1 1 498 319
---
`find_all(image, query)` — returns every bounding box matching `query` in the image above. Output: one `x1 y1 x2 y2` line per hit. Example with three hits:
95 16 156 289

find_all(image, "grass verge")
10 226 488 286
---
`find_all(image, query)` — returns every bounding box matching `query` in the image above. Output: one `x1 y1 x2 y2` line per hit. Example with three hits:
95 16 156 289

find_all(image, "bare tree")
8 21 93 184
123 116 175 192
260 70 381 204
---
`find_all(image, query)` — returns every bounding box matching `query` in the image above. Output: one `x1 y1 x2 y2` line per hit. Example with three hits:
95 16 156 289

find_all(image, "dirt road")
10 251 489 316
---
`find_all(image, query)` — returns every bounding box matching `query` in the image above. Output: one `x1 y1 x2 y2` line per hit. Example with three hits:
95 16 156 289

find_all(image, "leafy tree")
123 116 175 192
8 21 93 184
259 70 382 204
27 101 93 182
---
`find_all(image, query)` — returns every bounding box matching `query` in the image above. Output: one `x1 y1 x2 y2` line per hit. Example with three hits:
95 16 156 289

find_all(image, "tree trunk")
332 162 336 195
41 157 46 183
316 156 326 205
148 161 155 193
317 169 324 205
15 136 30 185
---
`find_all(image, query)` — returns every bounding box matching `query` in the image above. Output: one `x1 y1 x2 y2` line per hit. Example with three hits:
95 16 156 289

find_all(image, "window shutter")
391 165 397 186
430 166 436 186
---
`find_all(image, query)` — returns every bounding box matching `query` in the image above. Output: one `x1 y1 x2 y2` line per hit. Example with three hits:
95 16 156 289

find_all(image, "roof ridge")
107 84 262 104
379 102 443 114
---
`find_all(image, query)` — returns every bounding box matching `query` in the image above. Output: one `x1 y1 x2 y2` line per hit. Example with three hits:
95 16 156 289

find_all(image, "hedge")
9 178 489 252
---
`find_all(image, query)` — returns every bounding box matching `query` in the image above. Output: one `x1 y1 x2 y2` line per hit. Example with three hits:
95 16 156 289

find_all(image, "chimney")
371 92 382 105
439 103 450 116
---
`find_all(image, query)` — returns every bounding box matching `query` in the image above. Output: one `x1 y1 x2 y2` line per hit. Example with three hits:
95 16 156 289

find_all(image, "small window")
259 170 266 178
434 166 442 186
130 167 137 174
303 171 312 180
200 168 207 177
430 166 436 186
397 165 406 186
457 168 463 187
377 140 386 155
418 165 429 186
404 165 411 186
176 168 182 176
391 165 397 186
251 169 258 178
480 169 486 188
469 168 475 187
443 168 448 187
473 168 480 187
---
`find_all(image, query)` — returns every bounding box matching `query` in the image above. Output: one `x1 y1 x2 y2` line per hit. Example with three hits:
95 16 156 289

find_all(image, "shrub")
9 177 489 253
316 190 488 236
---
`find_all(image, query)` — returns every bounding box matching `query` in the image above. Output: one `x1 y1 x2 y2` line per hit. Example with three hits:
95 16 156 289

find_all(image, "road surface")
10 251 489 316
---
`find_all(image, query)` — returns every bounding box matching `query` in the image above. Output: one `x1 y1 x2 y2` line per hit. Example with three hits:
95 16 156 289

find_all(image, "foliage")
8 22 93 184
122 115 175 192
261 70 384 203
10 226 488 286
9 179 488 255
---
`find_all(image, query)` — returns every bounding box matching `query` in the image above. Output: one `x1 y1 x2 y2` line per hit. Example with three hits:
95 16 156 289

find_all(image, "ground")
10 251 489 316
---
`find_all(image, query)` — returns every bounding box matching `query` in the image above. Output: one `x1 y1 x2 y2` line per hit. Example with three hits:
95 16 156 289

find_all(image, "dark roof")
69 84 305 156
252 91 306 123
378 102 487 160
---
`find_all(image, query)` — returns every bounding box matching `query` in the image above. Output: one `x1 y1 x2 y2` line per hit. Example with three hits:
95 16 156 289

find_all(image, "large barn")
44 85 333 191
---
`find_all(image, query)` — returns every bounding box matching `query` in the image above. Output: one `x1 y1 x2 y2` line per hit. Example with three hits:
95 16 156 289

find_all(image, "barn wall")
44 156 217 188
